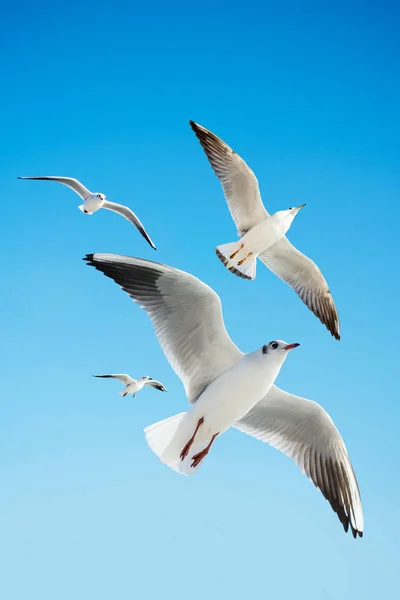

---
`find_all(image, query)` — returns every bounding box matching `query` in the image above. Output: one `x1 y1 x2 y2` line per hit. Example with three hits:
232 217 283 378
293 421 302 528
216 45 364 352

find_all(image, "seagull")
189 121 340 340
18 176 156 250
84 253 363 537
93 373 167 397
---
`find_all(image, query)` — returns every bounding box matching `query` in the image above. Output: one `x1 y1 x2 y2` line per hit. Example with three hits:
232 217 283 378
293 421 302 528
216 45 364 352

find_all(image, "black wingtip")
350 523 363 539
189 120 200 133
343 519 363 540
83 253 95 264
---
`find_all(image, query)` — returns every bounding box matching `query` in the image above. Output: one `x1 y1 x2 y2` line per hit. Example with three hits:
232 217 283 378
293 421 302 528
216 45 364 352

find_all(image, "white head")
142 375 152 381
272 204 306 234
93 192 106 201
261 339 300 364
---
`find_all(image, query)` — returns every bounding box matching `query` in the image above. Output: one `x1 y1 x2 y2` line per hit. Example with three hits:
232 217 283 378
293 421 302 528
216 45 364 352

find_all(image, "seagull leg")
237 252 253 266
191 433 219 468
180 417 204 461
229 244 244 260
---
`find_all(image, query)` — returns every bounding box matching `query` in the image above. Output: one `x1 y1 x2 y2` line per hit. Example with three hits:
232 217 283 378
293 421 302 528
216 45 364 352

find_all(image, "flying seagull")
84 253 362 537
18 176 156 250
93 374 167 397
189 121 340 340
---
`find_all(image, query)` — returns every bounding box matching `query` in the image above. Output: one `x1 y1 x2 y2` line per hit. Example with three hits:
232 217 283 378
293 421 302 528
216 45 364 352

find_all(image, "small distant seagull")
93 374 167 397
18 176 156 250
85 253 362 537
189 121 340 340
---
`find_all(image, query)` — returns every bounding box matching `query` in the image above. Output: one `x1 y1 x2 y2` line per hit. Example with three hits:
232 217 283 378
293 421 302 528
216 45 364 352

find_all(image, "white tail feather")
145 412 187 474
78 204 92 214
144 413 213 476
216 242 257 280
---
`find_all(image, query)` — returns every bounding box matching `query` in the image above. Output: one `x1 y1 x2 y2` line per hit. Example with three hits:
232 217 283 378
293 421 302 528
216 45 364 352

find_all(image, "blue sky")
1 0 399 598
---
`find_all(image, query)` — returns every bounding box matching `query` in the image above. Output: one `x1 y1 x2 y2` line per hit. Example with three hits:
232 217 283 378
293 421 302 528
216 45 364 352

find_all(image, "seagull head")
94 192 106 201
262 340 300 357
289 204 307 212
273 204 306 230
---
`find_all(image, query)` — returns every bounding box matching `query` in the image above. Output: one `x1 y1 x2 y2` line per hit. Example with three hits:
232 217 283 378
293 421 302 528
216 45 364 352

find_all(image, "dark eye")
97 194 101 198
270 341 279 349
289 207 293 210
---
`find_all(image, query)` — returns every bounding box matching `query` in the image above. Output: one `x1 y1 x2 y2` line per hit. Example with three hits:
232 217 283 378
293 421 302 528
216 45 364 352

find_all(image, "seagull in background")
85 253 362 537
189 121 340 340
18 176 156 249
93 374 167 397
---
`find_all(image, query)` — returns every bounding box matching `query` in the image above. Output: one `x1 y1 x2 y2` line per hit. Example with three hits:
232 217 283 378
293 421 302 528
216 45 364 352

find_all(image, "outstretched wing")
102 201 156 250
93 374 134 384
190 121 268 236
145 379 167 392
18 176 91 200
235 385 363 537
259 238 340 340
85 254 242 403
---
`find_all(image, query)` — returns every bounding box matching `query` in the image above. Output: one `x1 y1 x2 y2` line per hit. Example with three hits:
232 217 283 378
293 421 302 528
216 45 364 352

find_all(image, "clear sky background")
1 1 399 598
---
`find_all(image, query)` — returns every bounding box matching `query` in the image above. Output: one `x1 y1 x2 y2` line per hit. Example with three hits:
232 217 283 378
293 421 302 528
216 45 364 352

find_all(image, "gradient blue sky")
1 1 399 598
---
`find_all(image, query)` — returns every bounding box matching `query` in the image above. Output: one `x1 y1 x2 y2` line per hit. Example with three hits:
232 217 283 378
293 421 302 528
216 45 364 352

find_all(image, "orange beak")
283 343 300 351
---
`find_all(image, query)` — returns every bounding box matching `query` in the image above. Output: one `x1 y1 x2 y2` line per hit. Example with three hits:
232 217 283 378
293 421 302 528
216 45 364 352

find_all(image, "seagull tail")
144 412 188 474
145 413 217 476
215 241 257 280
78 204 93 215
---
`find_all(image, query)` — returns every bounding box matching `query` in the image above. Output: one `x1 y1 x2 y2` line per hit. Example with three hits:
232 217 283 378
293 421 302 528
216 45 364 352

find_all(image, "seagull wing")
259 238 340 340
93 374 134 384
144 379 167 392
18 176 91 200
102 201 156 249
234 385 363 537
85 254 242 403
190 121 269 236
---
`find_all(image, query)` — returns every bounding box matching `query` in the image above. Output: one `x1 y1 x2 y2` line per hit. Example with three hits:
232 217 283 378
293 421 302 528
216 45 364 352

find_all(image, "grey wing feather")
18 176 91 199
235 385 363 537
85 254 242 403
259 237 340 340
102 201 156 249
189 121 269 236
93 374 133 384
145 379 167 392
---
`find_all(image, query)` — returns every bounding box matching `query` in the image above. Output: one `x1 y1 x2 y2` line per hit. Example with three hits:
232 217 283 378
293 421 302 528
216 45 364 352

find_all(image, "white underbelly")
84 197 103 213
242 218 285 255
126 382 140 393
169 358 278 451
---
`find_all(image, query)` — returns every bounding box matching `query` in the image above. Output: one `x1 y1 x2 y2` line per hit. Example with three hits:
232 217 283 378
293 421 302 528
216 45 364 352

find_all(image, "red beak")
283 343 300 351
